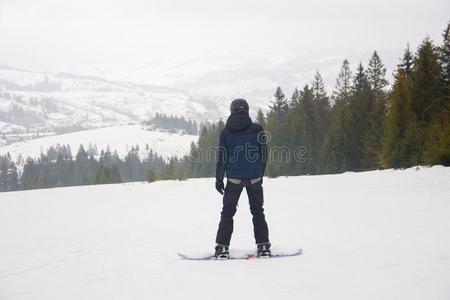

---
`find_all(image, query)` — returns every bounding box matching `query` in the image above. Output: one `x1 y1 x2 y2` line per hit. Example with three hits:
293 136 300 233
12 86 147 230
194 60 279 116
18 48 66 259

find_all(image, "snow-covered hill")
0 166 449 299
0 52 363 137
0 65 227 135
0 125 197 162
0 50 399 142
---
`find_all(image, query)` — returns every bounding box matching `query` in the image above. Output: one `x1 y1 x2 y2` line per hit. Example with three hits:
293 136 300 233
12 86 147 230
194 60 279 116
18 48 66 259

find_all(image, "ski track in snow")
0 167 449 299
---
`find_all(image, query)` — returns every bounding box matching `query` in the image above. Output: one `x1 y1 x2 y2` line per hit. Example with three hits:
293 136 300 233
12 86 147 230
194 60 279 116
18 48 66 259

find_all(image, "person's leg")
246 181 269 244
215 181 243 246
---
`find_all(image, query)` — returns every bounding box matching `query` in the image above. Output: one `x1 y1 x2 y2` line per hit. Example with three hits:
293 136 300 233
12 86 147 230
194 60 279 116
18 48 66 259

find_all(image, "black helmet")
230 98 249 113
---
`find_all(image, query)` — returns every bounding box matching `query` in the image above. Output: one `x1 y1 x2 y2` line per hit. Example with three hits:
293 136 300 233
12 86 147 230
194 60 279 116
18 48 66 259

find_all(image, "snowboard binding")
257 242 271 258
214 244 230 260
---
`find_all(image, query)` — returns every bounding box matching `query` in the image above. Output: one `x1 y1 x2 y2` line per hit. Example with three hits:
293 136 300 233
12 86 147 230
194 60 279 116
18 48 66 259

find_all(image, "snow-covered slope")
0 65 227 134
0 167 449 299
0 125 197 161
0 50 401 137
0 52 355 136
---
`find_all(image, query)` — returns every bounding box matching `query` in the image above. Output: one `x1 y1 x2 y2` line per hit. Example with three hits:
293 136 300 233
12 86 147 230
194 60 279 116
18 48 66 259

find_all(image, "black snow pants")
215 179 269 246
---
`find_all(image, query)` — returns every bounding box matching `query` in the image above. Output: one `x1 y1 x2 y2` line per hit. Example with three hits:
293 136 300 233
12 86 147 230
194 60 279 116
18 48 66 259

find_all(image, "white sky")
0 0 449 74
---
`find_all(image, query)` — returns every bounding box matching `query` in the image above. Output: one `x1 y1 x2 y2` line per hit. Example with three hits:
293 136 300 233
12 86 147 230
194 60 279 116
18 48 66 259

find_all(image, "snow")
0 53 347 133
0 166 449 299
0 121 26 135
0 125 197 161
0 66 228 128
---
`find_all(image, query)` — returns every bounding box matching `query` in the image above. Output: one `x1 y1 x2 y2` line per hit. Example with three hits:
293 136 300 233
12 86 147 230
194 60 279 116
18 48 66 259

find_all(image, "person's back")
217 111 265 180
214 98 271 259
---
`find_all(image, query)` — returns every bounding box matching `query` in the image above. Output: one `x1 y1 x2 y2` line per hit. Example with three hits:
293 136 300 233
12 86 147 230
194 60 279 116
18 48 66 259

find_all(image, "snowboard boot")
257 242 271 258
214 244 230 260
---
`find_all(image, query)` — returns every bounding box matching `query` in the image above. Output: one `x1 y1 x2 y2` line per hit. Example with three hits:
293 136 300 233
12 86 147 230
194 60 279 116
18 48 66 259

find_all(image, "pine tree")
439 22 450 93
423 116 450 165
74 145 90 185
123 147 142 181
0 156 8 192
362 97 387 169
424 22 450 165
311 71 331 171
95 165 108 184
346 62 372 170
322 61 353 173
297 85 316 174
290 87 300 107
36 174 47 189
321 99 350 173
398 44 414 80
256 109 266 128
76 145 87 161
333 59 352 101
21 158 37 190
312 71 327 101
352 62 371 95
410 37 445 165
7 162 19 191
266 87 289 177
363 52 389 169
111 164 122 183
382 71 418 168
269 87 289 122
368 51 388 94
147 169 157 182
411 37 444 124
54 153 66 187
187 142 200 177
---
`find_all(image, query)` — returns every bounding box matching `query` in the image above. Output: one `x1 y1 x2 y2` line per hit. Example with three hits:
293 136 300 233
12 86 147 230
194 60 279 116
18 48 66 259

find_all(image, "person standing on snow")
214 98 271 259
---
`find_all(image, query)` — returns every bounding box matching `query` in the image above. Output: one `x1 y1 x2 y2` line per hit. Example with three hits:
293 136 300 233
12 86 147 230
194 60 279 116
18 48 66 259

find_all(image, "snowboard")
177 248 302 261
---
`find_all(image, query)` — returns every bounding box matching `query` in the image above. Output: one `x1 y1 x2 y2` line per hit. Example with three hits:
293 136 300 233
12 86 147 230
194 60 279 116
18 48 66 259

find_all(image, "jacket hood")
225 112 252 132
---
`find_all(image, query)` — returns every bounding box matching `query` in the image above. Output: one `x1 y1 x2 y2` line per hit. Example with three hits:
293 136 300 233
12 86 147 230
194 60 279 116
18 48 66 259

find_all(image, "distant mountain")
0 65 229 138
0 50 397 143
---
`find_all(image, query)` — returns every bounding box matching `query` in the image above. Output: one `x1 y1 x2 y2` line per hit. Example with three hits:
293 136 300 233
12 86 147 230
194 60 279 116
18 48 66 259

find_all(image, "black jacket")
216 112 267 181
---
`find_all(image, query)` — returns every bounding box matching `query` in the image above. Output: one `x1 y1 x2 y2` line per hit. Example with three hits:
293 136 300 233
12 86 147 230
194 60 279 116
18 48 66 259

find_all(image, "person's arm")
215 130 226 194
215 130 226 181
260 126 268 177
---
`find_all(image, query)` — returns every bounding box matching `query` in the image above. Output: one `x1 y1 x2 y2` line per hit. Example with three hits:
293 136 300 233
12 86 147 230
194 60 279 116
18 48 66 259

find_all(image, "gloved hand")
215 181 225 195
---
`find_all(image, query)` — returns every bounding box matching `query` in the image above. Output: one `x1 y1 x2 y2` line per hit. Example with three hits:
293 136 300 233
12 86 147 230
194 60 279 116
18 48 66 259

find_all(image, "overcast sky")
0 0 449 73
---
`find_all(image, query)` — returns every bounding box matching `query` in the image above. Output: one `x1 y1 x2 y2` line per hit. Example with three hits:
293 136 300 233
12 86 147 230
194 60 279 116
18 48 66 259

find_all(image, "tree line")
143 113 198 135
160 22 450 178
0 144 168 192
0 22 449 192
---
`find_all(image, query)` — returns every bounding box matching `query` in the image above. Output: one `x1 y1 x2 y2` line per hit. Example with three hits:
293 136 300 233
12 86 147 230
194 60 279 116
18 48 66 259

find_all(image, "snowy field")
0 65 226 127
0 125 197 161
0 166 449 299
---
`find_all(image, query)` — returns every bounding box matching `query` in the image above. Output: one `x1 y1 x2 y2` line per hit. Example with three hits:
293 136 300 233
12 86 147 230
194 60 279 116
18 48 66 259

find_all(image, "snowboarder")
214 98 271 259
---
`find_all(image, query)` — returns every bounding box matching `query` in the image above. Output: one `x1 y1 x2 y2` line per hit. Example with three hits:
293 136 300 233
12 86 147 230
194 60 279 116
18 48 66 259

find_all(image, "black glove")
215 181 225 195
